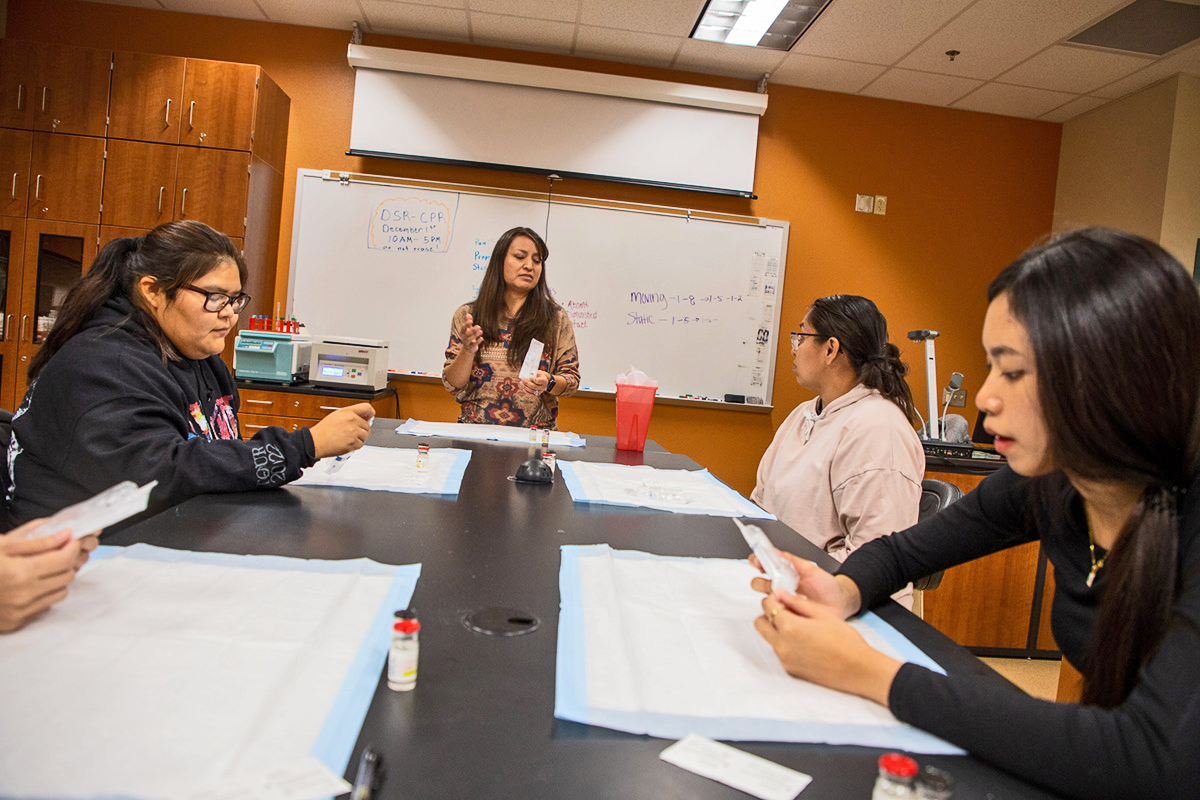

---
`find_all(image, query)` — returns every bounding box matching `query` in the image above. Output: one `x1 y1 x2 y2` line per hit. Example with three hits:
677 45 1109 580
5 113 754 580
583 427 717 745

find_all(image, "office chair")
912 478 964 592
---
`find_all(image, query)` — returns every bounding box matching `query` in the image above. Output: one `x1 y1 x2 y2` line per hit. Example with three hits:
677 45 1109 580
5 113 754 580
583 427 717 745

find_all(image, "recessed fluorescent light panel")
691 0 833 50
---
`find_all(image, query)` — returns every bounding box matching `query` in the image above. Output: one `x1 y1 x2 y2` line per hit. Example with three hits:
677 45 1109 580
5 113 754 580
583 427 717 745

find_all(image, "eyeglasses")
790 331 822 350
182 285 251 314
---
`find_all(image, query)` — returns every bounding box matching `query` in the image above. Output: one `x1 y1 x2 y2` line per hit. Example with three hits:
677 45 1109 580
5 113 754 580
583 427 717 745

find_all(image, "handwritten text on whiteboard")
368 196 459 252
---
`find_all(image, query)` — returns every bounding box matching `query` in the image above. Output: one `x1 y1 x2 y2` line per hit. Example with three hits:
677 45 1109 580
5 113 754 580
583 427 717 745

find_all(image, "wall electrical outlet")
855 194 874 213
873 195 887 215
942 388 967 407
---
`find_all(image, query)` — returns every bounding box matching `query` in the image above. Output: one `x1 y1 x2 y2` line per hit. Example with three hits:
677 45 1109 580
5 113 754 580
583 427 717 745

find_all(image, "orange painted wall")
7 0 1061 495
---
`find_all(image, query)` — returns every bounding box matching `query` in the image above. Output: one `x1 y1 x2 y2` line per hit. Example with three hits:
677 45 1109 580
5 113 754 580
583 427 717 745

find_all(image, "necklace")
1086 532 1107 588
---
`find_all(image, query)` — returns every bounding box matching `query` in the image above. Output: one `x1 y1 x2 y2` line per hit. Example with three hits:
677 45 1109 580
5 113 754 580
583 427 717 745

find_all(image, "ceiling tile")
896 0 1127 79
951 82 1076 118
362 1 470 39
574 25 680 68
470 13 575 54
791 0 973 65
673 38 788 80
1091 40 1200 97
466 0 578 23
998 44 1153 93
859 68 983 106
158 0 267 19
769 53 887 94
1037 94 1110 122
257 0 361 29
578 0 706 37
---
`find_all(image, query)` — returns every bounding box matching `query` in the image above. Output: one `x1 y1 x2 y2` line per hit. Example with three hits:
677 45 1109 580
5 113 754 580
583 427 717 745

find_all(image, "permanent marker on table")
352 746 382 799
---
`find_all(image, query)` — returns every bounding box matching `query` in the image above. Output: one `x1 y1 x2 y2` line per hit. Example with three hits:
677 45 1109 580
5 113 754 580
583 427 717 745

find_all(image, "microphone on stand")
940 372 963 439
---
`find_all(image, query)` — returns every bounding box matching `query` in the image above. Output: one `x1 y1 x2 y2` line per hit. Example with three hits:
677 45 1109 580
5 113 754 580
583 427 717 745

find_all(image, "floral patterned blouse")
442 303 580 429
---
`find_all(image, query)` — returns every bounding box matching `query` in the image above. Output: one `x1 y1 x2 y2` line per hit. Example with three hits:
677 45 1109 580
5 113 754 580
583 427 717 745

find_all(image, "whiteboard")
287 170 788 406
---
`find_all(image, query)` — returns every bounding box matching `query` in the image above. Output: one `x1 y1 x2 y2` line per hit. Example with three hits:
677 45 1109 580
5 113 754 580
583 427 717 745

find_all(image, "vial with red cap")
872 753 919 799
388 610 420 692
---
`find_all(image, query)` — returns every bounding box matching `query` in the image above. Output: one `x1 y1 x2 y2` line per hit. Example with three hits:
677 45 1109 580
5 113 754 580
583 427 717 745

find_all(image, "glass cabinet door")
31 231 85 344
0 216 25 411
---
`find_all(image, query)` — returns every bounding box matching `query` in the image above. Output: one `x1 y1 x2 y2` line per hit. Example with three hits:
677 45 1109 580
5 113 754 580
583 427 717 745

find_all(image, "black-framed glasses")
790 331 822 350
182 285 251 313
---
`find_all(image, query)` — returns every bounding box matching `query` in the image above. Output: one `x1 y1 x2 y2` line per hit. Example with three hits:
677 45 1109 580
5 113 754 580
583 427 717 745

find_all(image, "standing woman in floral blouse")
442 227 579 429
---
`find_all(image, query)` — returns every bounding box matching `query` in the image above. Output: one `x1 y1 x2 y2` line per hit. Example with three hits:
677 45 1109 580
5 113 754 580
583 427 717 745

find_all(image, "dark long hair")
470 227 557 369
806 294 917 423
29 220 247 380
988 227 1200 707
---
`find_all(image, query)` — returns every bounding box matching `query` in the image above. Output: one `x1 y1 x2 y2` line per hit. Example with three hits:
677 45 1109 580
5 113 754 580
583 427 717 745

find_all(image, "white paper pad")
0 544 421 799
518 337 545 379
660 735 812 800
558 461 774 519
555 544 962 754
394 418 587 448
291 445 470 494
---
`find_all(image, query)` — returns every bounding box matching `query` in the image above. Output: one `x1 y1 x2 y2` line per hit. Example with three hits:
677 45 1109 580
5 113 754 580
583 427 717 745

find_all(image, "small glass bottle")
529 425 539 444
541 450 556 472
388 610 420 692
541 427 551 448
872 753 918 799
914 765 954 799
416 443 430 471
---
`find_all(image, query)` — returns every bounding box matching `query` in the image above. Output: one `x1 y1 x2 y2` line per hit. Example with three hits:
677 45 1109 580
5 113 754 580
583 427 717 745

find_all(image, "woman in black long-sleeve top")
751 227 1200 800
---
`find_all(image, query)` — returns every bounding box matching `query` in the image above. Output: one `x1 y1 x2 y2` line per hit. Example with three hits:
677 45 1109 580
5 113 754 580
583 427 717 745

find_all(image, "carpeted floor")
980 657 1061 700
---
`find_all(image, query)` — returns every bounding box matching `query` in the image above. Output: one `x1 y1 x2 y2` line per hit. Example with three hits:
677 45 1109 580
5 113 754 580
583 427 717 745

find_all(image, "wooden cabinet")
34 43 111 137
108 51 185 144
180 59 258 151
922 468 1059 657
238 386 394 436
102 140 177 229
175 147 250 238
0 39 37 131
0 220 98 408
30 132 105 224
0 216 25 411
0 128 31 218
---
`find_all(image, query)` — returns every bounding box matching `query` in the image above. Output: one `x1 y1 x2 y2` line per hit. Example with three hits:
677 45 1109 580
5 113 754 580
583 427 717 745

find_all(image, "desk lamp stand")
907 329 940 440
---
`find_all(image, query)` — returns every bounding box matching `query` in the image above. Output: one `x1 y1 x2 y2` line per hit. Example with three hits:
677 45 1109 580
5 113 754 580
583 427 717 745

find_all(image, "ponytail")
28 237 141 381
807 295 918 423
27 220 246 381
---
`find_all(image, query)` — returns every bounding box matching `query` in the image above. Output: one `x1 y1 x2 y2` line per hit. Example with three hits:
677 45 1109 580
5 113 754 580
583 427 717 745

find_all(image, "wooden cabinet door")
0 39 36 131
0 129 32 218
33 43 111 137
176 147 249 238
30 133 105 224
109 51 185 144
0 217 26 411
103 139 177 229
16 220 98 403
181 59 256 151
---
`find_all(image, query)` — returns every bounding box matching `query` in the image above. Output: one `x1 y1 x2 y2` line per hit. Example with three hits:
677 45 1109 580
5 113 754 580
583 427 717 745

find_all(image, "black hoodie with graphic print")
5 296 315 529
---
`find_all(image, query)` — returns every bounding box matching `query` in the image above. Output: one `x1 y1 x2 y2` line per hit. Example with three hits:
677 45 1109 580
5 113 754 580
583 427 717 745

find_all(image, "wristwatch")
545 374 557 396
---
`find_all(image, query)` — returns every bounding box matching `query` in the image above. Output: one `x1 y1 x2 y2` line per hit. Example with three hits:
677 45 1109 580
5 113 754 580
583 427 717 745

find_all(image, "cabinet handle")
34 175 42 201
165 98 171 126
158 186 164 213
16 84 23 112
188 100 195 128
318 405 342 411
3 315 11 342
181 187 187 215
10 173 16 199
41 87 47 112
245 399 273 405
20 315 28 342
245 424 268 431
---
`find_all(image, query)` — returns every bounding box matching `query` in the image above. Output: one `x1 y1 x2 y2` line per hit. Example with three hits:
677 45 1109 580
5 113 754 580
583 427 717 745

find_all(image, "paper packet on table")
22 480 157 539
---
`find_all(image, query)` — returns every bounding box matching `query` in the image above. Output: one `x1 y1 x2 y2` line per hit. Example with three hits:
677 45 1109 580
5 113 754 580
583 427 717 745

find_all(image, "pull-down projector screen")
346 47 765 197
